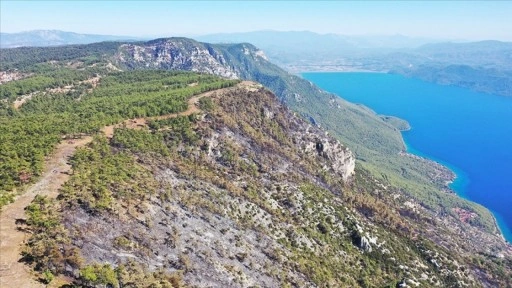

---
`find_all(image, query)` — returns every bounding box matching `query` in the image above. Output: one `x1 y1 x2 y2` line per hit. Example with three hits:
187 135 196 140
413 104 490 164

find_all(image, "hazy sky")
1 1 511 41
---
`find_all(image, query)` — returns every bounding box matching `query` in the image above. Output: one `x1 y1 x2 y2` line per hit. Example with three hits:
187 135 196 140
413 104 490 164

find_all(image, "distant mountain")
368 41 512 96
197 30 355 66
413 40 512 69
0 30 142 48
198 30 441 50
198 31 512 97
196 30 441 65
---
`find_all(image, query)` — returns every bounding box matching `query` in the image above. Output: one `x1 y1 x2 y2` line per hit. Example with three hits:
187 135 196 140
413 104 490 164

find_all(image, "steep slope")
0 70 240 286
114 38 406 155
1 38 508 237
1 39 507 236
17 78 509 287
112 38 503 233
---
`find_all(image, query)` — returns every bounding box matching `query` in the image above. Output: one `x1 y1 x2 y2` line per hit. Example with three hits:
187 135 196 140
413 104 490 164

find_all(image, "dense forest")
0 62 237 206
0 41 122 70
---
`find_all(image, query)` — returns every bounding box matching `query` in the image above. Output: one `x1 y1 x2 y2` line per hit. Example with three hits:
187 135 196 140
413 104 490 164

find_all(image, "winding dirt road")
0 81 258 286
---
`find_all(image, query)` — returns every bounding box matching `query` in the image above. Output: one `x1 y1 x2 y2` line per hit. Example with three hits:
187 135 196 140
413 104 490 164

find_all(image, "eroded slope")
19 83 511 287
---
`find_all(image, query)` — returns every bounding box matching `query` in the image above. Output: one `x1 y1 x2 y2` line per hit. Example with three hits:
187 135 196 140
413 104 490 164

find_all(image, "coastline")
301 71 512 244
403 137 468 192
403 137 511 243
492 211 512 244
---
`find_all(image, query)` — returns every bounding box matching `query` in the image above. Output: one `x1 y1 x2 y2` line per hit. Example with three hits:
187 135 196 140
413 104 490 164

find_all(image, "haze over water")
303 72 512 242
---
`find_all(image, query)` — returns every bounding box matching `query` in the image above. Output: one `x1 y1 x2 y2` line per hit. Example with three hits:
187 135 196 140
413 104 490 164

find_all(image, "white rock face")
316 138 355 183
299 128 355 183
115 40 270 82
359 236 373 252
254 50 268 60
117 40 239 79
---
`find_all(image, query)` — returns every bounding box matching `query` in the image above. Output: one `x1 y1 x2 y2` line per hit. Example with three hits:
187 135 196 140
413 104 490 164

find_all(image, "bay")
302 72 512 242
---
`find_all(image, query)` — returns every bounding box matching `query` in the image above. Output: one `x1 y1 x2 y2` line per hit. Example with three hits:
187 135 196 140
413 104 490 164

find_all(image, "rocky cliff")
116 38 269 81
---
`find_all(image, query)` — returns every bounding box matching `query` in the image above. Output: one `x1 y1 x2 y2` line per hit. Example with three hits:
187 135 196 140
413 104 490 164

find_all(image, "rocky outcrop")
315 136 355 183
298 131 355 183
0 71 30 84
396 278 408 288
109 37 383 186
114 38 357 184
359 236 373 253
115 38 269 81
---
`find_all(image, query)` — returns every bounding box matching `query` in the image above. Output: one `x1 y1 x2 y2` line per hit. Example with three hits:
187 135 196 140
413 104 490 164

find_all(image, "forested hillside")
0 61 236 205
1 40 511 287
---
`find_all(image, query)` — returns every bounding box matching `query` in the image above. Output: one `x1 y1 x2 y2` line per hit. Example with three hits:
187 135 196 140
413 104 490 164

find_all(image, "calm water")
302 72 512 242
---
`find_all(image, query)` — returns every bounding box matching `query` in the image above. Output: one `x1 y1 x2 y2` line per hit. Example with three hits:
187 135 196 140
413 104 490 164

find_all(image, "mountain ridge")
195 30 512 97
0 29 143 48
1 37 511 287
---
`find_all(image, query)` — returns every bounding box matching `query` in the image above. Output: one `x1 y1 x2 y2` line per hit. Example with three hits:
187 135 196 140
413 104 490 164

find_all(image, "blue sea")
302 72 512 243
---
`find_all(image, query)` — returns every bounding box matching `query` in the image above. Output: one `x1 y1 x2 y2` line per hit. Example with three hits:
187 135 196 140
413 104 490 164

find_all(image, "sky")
1 1 511 41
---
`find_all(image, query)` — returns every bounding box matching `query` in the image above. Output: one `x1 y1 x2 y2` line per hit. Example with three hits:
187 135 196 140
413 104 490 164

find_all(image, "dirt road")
0 137 92 287
0 81 258 286
101 87 221 138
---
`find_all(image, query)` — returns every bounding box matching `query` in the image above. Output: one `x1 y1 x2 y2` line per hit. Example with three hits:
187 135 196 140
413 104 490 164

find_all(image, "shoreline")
403 138 512 243
296 69 387 73
492 211 512 244
302 71 512 244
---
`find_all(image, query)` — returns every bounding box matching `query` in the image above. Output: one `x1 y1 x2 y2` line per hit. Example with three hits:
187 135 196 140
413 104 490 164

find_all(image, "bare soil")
0 137 92 287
